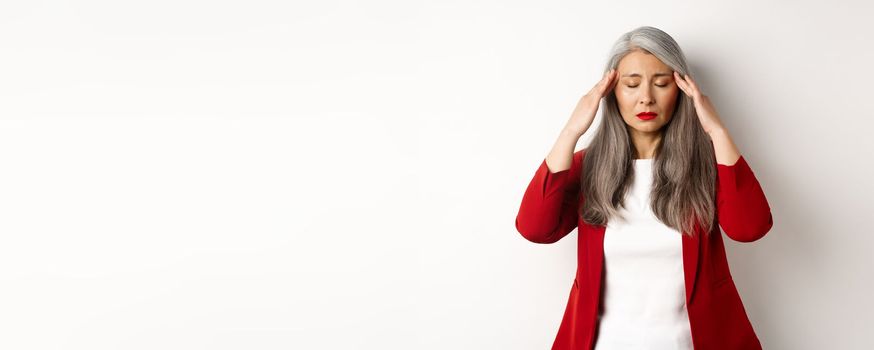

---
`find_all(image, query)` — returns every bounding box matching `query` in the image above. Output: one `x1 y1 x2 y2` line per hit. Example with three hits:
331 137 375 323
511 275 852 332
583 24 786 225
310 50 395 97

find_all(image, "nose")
639 88 655 105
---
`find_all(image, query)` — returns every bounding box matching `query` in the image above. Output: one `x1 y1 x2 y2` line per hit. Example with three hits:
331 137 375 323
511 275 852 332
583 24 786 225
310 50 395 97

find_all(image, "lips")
636 112 657 120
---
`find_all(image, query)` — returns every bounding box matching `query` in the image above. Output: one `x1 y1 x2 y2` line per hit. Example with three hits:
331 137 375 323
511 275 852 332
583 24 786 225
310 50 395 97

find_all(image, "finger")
607 69 619 91
673 72 685 88
603 68 615 84
674 72 689 94
607 73 619 91
678 73 698 96
601 69 613 84
673 71 686 87
685 76 703 98
598 69 615 92
609 69 619 90
684 74 699 92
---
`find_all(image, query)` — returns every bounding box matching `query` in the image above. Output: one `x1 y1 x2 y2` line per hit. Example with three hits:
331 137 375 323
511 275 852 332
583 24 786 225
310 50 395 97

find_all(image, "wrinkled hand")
674 72 726 135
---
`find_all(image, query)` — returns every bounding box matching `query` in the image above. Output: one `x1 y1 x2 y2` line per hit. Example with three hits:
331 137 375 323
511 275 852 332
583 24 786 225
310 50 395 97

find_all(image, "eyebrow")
621 72 673 78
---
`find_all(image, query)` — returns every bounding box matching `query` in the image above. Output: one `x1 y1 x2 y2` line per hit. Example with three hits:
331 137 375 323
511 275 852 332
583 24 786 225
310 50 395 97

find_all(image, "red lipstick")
637 112 657 120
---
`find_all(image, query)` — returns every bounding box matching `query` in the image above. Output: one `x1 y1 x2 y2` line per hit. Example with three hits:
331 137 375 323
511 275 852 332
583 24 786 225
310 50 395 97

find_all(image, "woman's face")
613 50 680 135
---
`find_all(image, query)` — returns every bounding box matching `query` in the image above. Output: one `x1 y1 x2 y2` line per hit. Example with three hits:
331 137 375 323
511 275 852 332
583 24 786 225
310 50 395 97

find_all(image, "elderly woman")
515 26 773 350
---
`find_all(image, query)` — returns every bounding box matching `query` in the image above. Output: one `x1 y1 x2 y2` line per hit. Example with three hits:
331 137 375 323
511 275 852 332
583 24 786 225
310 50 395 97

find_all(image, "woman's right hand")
565 68 619 136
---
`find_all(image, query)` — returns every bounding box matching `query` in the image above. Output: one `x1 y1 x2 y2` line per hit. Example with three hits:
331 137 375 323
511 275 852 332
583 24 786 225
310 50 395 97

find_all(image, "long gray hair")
579 26 717 237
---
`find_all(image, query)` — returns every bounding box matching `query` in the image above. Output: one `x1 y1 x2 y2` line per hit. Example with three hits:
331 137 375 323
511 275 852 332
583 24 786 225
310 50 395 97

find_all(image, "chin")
627 121 665 133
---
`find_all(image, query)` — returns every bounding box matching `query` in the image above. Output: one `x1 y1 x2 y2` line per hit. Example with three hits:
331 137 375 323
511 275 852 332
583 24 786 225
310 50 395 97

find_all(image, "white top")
593 159 694 350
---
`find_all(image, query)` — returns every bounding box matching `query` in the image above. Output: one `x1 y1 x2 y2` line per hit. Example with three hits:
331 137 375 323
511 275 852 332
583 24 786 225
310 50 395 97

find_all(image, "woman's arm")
674 73 773 242
711 129 774 242
515 70 616 244
515 142 585 244
710 128 741 166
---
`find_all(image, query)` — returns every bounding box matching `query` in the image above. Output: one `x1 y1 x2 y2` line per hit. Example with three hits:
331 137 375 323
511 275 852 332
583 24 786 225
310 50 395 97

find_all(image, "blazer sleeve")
514 150 585 244
716 155 774 242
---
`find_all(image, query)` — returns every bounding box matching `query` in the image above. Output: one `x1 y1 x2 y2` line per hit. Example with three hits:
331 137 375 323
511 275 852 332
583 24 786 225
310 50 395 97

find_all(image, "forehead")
617 50 672 78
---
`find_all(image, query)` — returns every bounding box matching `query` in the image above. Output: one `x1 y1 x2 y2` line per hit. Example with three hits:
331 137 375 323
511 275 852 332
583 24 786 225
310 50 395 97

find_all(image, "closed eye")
626 84 669 88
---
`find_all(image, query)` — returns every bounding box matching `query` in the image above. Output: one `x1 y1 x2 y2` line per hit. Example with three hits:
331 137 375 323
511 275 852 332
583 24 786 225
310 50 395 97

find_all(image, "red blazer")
515 148 773 350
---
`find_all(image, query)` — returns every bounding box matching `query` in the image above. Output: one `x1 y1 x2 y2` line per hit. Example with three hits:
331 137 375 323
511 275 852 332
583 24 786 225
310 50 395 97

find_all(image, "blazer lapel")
589 224 606 306
682 228 701 304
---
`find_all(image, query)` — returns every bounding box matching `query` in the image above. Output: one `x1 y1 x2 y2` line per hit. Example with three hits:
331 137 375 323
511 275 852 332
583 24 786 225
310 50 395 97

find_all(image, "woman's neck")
629 131 662 159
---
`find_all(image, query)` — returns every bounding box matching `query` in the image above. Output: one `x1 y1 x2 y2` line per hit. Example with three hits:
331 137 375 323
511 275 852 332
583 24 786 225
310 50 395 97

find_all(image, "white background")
1 0 872 349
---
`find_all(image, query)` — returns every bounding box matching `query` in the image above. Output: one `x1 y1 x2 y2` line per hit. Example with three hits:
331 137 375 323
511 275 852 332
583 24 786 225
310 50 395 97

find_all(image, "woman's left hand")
674 72 726 135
